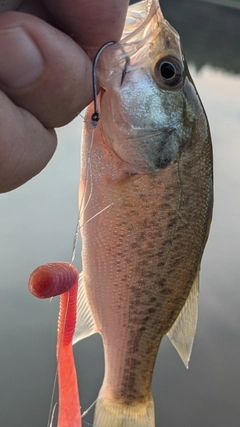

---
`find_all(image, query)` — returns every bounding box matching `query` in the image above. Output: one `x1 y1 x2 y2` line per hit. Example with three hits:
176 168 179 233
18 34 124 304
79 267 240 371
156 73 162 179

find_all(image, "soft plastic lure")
29 262 81 427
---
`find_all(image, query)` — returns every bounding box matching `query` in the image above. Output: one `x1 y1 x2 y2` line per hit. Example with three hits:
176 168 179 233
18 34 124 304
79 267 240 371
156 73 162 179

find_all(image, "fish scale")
78 111 209 409
73 0 213 425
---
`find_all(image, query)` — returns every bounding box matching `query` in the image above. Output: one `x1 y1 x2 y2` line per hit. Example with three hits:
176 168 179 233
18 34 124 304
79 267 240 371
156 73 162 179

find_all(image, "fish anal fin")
167 272 199 368
73 272 97 345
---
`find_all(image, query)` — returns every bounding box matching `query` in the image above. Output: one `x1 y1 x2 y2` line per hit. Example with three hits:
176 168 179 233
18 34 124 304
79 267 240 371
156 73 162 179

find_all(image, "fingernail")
0 27 44 88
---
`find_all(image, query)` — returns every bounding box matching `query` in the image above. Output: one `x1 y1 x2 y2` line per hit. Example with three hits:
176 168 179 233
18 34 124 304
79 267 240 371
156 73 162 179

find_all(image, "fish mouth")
121 0 162 42
97 0 185 176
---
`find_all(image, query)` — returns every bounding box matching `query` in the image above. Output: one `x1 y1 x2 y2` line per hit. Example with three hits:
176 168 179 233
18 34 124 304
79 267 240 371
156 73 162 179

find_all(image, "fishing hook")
91 41 116 126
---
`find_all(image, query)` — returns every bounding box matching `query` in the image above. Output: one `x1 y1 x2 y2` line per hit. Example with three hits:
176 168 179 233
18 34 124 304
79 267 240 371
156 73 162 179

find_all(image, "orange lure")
29 262 81 427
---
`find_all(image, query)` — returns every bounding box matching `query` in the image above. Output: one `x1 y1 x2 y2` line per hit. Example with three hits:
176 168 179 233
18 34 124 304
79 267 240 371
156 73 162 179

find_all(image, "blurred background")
0 1 239 426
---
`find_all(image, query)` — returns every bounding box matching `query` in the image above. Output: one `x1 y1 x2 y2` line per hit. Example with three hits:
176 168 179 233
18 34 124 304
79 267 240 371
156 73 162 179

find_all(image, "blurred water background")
0 1 239 426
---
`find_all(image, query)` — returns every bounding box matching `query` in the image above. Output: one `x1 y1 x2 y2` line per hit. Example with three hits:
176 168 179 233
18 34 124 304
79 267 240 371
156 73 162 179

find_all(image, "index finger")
43 0 129 58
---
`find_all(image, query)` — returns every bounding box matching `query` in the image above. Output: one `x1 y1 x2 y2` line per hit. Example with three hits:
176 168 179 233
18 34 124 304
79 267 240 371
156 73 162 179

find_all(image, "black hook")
91 41 116 126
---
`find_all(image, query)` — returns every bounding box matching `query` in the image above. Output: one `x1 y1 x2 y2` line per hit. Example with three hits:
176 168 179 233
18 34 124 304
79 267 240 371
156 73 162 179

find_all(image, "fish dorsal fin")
167 272 199 368
73 272 97 345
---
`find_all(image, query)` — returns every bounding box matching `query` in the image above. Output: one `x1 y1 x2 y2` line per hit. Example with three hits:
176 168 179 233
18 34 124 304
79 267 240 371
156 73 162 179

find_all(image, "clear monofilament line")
70 126 95 265
81 399 97 419
70 41 117 264
48 402 57 427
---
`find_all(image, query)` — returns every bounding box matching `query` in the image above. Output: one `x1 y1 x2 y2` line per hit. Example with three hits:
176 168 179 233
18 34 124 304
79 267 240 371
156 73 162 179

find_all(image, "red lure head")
28 262 79 298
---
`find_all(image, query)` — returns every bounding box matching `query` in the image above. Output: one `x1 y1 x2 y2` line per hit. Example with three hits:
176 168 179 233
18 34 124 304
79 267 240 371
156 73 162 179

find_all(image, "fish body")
74 0 213 425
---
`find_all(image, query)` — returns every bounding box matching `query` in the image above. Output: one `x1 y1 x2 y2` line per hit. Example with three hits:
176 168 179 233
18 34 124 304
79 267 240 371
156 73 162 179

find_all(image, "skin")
0 0 129 193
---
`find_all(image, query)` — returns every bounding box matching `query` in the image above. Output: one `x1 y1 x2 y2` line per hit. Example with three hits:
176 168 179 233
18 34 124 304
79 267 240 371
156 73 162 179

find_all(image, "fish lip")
97 1 184 92
121 0 162 43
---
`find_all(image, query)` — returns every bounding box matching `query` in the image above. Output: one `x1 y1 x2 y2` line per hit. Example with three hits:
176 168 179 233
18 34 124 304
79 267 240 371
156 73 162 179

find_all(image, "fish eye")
154 55 183 88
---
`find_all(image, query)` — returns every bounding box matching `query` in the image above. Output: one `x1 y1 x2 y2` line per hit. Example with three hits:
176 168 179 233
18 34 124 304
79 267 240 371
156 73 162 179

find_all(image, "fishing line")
70 40 116 265
74 41 117 246
82 398 97 418
70 127 94 265
79 185 191 233
70 218 80 265
82 421 94 427
79 192 157 230
48 402 57 427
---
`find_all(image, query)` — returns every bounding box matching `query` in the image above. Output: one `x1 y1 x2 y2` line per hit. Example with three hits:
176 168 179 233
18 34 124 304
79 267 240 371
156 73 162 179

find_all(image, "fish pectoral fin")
167 271 199 368
73 272 97 345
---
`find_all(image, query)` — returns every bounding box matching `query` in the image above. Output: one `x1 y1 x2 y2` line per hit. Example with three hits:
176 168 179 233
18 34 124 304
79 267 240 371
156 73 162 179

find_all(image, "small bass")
74 0 213 426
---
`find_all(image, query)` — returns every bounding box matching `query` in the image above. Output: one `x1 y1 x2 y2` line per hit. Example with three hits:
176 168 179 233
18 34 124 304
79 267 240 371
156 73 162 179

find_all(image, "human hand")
0 0 129 192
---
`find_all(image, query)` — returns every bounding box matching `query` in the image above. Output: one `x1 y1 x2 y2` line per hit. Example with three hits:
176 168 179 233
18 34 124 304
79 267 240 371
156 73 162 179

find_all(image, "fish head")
97 0 208 174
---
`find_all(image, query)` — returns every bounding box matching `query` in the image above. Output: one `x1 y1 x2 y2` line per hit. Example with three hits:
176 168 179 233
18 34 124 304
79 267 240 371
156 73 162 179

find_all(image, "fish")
73 0 213 426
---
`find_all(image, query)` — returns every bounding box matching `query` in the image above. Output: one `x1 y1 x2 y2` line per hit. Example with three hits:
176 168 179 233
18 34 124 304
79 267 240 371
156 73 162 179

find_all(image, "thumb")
0 12 93 192
0 12 93 128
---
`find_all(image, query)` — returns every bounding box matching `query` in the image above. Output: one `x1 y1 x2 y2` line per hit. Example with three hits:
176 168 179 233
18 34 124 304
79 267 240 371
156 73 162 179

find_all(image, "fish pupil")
160 62 175 80
154 55 183 87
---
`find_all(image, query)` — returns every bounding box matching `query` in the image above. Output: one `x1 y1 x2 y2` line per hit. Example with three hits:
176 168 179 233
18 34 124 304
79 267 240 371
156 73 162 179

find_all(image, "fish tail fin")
93 392 155 427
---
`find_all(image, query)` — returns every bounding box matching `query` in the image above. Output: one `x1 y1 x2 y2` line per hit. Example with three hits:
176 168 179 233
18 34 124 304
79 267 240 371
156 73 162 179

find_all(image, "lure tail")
93 390 155 427
57 282 82 427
